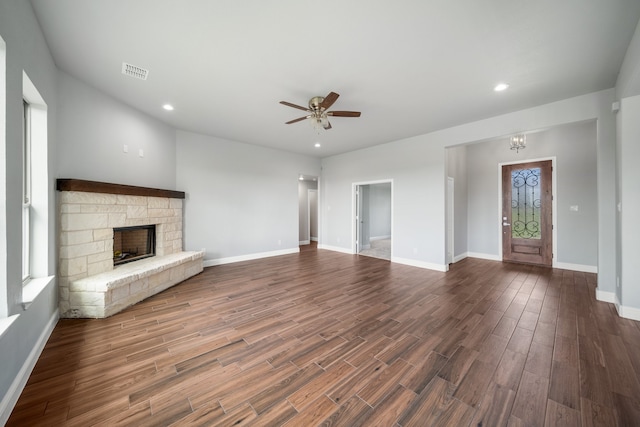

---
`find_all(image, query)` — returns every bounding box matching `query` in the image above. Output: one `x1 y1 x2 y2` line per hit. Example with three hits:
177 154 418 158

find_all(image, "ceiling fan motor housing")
309 96 325 111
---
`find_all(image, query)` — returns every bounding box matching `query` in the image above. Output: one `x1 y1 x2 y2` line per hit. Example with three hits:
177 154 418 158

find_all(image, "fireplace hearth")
113 224 156 266
57 179 205 318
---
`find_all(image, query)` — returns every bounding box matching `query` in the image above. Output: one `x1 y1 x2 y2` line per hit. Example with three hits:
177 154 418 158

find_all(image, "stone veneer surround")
58 180 203 318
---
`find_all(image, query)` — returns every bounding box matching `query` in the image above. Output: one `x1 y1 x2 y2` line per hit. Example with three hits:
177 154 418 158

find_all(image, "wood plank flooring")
8 243 640 426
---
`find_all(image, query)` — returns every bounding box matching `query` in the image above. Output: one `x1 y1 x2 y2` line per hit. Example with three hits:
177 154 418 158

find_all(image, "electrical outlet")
138 149 144 158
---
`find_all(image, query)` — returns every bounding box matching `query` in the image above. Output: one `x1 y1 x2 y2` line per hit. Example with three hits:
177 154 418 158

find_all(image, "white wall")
0 1 59 422
176 130 320 265
57 71 177 190
465 121 598 269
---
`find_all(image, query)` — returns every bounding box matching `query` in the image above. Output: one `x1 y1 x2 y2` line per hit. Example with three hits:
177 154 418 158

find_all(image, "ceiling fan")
280 92 361 130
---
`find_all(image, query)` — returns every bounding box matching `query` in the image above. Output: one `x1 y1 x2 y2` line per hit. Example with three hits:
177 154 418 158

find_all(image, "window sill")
22 275 55 310
0 314 19 340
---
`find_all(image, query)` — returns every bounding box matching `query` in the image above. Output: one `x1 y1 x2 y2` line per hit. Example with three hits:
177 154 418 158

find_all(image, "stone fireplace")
57 179 204 318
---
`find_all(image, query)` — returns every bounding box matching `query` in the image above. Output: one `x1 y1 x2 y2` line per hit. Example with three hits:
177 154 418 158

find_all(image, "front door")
502 160 552 266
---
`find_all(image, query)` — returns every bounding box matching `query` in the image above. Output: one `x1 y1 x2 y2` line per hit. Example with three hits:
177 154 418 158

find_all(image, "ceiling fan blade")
320 92 339 110
280 101 310 112
285 116 309 124
327 111 361 117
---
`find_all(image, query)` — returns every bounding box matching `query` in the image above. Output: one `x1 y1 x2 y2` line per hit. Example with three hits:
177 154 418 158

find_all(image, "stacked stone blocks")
59 190 203 318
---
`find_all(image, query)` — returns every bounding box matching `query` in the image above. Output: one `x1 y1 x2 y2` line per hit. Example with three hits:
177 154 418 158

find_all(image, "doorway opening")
353 180 392 260
298 175 318 248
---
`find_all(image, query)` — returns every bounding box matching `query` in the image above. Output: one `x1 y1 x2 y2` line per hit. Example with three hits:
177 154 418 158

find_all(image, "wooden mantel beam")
56 179 186 199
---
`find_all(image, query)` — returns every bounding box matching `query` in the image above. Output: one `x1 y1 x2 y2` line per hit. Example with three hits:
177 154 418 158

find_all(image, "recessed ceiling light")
163 104 174 111
314 143 321 148
299 175 304 181
494 83 509 92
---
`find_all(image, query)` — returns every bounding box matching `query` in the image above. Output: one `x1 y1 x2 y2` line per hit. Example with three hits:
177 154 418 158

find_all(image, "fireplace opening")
113 225 156 266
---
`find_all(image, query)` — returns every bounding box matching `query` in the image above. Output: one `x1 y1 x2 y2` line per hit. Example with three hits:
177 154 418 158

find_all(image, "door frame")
352 179 393 257
307 189 318 242
498 157 557 267
447 177 454 264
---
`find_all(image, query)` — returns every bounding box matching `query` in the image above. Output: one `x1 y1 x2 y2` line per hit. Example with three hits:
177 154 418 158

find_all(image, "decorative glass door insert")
511 168 541 239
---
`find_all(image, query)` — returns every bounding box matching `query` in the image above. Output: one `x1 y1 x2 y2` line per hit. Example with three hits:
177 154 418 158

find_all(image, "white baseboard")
555 262 597 273
392 256 448 272
453 253 468 263
310 237 318 242
370 235 391 241
0 309 59 426
319 245 448 272
466 253 598 274
299 240 310 245
617 305 640 321
594 289 640 321
595 289 616 304
613 292 640 321
317 244 354 255
203 248 300 267
467 252 501 261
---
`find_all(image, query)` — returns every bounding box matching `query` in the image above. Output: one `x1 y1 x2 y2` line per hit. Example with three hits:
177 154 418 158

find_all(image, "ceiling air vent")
121 62 149 80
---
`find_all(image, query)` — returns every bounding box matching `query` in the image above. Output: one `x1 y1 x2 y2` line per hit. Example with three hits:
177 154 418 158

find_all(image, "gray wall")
321 90 616 280
0 0 59 421
369 183 392 239
321 137 445 269
616 21 640 317
618 95 640 313
465 121 598 268
57 71 177 190
175 130 320 263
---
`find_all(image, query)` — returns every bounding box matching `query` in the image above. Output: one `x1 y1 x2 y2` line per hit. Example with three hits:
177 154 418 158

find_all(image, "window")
22 71 49 292
22 100 32 283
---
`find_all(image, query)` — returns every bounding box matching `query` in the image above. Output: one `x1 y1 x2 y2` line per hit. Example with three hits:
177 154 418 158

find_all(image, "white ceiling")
30 0 640 158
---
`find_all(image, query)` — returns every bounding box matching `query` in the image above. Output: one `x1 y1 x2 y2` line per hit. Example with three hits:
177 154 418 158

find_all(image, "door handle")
503 222 510 226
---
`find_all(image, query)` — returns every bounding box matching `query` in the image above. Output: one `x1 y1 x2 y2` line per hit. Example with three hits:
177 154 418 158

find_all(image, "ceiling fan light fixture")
281 92 360 131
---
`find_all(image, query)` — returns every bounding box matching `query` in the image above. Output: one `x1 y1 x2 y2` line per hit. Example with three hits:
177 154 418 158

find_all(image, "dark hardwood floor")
8 244 640 426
